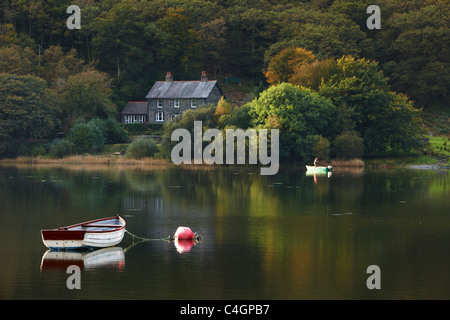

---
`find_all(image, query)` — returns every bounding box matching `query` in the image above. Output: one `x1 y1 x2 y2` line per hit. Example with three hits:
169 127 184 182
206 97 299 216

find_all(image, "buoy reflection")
174 239 196 253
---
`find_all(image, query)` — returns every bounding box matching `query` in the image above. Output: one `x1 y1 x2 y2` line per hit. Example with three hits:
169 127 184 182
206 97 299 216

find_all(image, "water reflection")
174 239 198 253
40 247 125 271
305 171 332 183
1 164 450 299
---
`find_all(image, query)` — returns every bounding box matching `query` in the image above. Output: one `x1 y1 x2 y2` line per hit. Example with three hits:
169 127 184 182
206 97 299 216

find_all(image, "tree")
48 138 75 158
265 47 316 85
0 23 19 46
332 131 364 159
213 96 233 125
91 1 152 80
199 18 227 78
89 117 128 144
66 120 105 154
266 7 372 62
156 7 201 79
216 104 252 131
375 2 450 106
126 137 159 159
0 73 60 141
160 104 216 159
61 69 116 123
329 0 384 31
289 58 338 90
0 44 36 75
319 56 423 153
248 83 336 161
312 135 331 160
239 8 279 83
40 45 85 88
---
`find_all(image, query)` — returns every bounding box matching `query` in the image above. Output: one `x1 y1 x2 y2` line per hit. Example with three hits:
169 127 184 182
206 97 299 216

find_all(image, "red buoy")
174 226 195 240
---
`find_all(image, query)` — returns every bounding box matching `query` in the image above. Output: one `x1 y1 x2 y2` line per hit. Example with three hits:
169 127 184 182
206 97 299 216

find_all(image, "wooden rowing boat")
305 165 332 172
41 215 126 250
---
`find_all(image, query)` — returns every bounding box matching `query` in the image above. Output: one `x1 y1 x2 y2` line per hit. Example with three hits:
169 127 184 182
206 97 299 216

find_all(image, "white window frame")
191 99 197 108
155 112 164 122
157 99 163 108
173 99 180 108
125 115 146 124
171 113 181 120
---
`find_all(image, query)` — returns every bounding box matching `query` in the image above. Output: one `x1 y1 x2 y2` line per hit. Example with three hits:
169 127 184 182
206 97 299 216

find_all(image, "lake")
0 164 449 300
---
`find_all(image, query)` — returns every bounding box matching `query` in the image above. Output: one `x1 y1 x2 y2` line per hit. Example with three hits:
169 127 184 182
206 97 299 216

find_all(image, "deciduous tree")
248 83 336 161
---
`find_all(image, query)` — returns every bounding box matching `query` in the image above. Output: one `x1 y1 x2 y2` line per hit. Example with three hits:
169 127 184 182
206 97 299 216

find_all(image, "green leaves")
318 56 423 154
62 70 116 121
248 83 336 161
0 73 59 141
375 2 450 105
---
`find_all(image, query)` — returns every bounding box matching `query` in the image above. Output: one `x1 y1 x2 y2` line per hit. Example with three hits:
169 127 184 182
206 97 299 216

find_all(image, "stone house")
121 71 225 124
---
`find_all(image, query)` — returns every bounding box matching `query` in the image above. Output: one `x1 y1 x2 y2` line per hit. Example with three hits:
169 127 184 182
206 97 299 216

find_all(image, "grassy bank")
2 134 448 169
428 136 450 158
0 154 171 166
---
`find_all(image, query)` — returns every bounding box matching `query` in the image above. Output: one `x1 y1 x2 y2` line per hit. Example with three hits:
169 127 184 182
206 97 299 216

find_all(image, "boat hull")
41 216 126 250
305 165 332 172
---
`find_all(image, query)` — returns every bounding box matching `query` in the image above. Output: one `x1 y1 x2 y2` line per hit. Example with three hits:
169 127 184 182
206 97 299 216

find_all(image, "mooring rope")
125 229 202 242
125 229 171 242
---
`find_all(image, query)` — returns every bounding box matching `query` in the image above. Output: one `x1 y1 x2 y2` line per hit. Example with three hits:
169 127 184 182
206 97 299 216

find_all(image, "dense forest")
0 0 448 161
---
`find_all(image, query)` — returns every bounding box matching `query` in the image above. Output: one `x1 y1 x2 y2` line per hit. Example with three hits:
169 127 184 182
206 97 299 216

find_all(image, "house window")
174 99 180 108
157 100 163 108
171 113 181 121
125 115 136 124
124 115 146 124
191 99 197 108
156 112 164 122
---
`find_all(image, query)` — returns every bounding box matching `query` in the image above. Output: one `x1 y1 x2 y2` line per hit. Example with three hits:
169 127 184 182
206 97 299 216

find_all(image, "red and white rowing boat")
41 215 126 250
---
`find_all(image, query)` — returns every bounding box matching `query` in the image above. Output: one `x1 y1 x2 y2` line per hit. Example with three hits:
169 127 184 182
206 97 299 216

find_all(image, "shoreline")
0 155 447 171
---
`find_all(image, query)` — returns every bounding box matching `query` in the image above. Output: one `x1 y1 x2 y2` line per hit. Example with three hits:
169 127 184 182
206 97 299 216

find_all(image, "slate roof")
145 80 221 99
121 102 148 114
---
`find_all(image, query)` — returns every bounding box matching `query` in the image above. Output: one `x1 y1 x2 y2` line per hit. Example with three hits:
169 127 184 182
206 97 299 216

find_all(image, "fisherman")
314 157 319 167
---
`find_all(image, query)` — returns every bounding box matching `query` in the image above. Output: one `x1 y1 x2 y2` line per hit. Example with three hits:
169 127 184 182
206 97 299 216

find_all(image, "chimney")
166 72 173 82
201 71 208 82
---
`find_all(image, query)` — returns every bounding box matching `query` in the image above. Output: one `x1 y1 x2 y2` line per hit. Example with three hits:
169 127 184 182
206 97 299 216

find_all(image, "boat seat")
81 224 121 228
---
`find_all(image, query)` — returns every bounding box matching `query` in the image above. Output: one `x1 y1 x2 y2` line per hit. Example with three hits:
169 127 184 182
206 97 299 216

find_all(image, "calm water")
0 164 449 300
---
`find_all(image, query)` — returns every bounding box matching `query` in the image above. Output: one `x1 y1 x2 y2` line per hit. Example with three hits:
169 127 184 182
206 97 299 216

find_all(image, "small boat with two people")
306 157 332 173
305 165 333 173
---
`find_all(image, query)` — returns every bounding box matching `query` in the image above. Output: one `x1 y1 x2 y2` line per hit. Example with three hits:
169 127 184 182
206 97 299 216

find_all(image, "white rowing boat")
41 215 126 250
305 165 332 172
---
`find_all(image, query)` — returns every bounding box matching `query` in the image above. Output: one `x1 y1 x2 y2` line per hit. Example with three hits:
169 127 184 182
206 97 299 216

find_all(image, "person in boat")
314 157 319 167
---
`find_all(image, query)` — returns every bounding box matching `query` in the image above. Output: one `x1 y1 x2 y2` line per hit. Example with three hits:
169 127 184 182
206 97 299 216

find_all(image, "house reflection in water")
122 195 164 212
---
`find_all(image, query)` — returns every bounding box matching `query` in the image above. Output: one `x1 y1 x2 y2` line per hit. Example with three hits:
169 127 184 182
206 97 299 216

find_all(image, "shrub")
90 118 128 144
0 140 18 159
32 145 48 157
49 139 76 158
67 121 105 154
333 131 364 159
126 137 159 159
312 135 331 160
160 105 216 158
